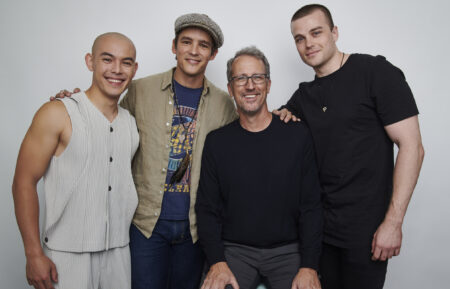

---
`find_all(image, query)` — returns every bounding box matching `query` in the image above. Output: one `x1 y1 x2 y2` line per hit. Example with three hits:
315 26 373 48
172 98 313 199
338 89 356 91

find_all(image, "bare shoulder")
30 100 69 134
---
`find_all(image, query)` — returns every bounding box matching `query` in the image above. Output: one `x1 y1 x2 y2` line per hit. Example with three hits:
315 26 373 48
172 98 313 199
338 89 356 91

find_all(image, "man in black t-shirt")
274 4 425 289
196 46 322 289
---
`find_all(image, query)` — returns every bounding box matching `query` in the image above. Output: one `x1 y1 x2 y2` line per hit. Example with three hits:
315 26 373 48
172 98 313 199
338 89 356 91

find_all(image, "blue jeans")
129 219 204 289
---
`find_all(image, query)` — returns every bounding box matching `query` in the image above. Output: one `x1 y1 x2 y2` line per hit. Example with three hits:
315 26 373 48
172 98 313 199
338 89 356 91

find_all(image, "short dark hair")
173 27 218 55
291 4 334 29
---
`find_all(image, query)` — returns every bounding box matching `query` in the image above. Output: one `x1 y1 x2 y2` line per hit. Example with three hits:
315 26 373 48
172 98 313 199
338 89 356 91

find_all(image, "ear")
227 82 232 96
332 26 339 42
85 53 94 72
171 39 177 55
227 82 235 99
266 79 272 94
132 62 139 79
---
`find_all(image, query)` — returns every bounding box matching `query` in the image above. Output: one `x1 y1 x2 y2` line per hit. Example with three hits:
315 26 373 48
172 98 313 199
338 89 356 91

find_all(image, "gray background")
1 0 449 288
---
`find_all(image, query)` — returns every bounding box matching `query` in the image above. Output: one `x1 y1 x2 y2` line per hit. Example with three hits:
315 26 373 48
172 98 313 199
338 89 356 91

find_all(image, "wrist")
299 267 317 274
25 246 44 259
383 214 404 227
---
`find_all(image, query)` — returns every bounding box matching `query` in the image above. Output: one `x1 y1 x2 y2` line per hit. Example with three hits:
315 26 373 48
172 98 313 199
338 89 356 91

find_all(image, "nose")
190 43 199 55
244 77 255 90
305 36 313 48
111 60 121 74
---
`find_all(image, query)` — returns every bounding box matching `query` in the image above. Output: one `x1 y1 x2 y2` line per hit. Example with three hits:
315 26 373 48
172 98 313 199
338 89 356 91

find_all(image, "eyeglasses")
230 74 269 86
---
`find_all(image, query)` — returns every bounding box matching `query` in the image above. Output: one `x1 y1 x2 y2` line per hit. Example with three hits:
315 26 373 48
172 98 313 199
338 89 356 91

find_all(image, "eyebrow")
100 52 135 62
310 26 324 32
294 26 324 39
180 36 212 46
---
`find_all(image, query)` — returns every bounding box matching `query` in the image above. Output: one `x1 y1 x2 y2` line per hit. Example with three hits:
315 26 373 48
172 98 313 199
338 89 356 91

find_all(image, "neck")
85 86 119 122
173 68 204 88
239 109 272 132
315 50 346 78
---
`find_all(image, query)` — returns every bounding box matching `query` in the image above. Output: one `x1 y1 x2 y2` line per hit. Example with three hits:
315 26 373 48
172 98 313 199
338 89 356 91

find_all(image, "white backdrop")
1 0 449 288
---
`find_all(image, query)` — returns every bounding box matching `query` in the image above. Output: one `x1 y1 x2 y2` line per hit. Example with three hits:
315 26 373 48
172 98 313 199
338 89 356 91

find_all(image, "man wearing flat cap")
120 13 237 289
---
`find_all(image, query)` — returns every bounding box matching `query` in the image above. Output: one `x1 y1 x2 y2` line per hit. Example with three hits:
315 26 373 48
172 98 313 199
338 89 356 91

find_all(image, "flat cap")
175 13 224 48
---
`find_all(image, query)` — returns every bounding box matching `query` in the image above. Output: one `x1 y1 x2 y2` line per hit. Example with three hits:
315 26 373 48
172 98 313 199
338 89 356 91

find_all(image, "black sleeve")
370 55 419 126
195 134 225 266
298 129 322 270
280 88 304 119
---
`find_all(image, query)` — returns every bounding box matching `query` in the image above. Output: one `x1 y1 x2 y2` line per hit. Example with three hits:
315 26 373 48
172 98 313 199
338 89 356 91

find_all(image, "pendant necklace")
321 52 345 113
169 79 201 184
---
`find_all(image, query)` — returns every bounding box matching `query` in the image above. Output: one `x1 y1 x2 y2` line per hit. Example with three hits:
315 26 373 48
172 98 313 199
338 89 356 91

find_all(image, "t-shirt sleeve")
370 55 419 126
281 88 305 119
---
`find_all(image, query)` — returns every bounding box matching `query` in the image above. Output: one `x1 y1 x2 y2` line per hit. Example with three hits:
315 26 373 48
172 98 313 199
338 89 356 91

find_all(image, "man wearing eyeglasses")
196 46 323 289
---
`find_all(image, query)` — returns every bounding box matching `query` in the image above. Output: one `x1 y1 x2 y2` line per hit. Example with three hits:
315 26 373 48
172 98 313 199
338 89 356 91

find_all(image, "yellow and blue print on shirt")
160 80 202 220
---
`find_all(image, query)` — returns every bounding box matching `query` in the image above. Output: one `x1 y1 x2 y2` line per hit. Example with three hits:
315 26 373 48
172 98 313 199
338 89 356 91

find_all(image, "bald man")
12 32 139 289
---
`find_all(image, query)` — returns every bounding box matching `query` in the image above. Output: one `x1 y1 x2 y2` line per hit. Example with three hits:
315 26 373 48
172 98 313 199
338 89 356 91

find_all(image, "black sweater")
195 115 322 270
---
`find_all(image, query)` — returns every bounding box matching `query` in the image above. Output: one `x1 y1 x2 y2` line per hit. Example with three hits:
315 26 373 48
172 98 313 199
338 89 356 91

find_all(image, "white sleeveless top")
43 92 139 252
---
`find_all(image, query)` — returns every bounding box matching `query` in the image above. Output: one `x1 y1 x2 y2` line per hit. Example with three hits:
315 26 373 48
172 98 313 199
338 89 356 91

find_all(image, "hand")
272 108 300 123
291 268 321 289
26 253 58 289
371 219 403 261
201 262 239 289
50 88 80 101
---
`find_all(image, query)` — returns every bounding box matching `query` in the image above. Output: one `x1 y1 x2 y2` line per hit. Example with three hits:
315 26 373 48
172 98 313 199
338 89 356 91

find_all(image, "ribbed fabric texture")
43 245 131 288
43 92 139 252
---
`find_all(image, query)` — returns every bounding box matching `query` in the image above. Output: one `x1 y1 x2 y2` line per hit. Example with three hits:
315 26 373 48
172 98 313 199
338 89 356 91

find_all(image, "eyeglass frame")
230 73 269 86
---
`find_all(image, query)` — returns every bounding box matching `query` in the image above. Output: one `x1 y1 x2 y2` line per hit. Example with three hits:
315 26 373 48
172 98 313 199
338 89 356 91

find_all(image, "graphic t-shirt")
160 80 202 220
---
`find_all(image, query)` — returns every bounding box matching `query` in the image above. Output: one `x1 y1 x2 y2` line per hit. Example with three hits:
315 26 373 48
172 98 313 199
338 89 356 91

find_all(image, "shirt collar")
160 67 211 97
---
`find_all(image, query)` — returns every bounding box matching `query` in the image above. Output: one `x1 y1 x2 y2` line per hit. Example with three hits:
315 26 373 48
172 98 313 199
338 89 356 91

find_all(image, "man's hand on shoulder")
272 108 301 123
26 253 58 289
201 261 239 289
49 88 80 101
291 268 321 289
371 218 402 261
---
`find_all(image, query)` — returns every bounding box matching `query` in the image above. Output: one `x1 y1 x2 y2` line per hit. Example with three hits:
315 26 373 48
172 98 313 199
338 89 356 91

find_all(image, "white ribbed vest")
43 92 139 252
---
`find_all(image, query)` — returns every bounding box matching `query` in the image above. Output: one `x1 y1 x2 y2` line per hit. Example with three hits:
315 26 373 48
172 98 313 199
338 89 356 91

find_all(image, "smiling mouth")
244 94 257 99
306 50 319 57
106 78 124 85
186 58 200 64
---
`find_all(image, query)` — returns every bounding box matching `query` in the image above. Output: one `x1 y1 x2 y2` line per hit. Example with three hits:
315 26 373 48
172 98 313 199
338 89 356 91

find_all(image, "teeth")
244 95 256 98
108 79 122 83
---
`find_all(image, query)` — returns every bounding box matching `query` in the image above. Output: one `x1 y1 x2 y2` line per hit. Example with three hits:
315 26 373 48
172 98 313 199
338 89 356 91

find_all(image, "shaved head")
85 32 138 100
92 32 136 59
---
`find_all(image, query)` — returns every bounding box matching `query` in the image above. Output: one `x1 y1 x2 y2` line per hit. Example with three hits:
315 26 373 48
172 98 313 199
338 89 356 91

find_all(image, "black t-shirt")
285 54 419 247
195 115 323 270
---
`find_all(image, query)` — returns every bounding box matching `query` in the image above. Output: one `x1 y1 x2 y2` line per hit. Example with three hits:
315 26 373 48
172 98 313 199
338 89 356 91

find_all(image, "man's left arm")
292 129 322 289
371 115 424 261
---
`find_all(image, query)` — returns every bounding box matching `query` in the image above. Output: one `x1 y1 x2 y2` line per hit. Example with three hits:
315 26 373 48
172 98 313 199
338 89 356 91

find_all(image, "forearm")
299 134 323 270
12 181 43 258
384 142 424 224
196 203 226 265
299 205 322 270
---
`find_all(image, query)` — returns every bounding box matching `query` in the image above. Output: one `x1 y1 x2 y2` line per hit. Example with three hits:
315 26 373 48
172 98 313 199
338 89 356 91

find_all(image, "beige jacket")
120 68 237 241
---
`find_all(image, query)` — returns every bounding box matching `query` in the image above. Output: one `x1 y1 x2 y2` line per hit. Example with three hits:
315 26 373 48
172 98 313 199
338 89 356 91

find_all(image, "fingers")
371 245 382 261
272 109 281 116
50 263 58 283
44 277 55 289
230 276 240 289
373 245 399 261
51 88 78 101
283 113 292 123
